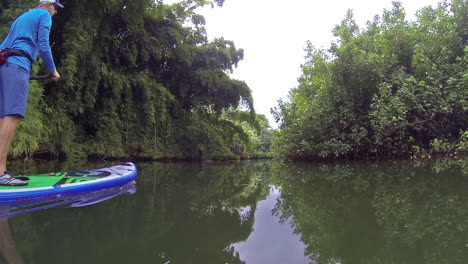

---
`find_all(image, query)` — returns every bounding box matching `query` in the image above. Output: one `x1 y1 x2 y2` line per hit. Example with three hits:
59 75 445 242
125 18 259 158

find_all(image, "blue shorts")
0 63 29 118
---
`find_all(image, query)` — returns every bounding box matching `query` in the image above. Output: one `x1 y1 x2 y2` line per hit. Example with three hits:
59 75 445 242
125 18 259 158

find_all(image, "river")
1 158 467 263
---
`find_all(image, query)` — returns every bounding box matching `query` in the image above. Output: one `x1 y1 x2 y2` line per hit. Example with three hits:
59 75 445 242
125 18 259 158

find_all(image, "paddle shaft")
29 74 52 80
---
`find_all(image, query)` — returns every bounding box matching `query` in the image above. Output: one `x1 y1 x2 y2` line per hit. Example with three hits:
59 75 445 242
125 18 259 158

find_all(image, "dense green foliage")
272 1 467 160
1 0 271 160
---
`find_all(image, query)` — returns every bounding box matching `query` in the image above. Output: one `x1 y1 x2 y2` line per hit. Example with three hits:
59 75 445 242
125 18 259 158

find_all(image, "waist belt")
2 49 34 64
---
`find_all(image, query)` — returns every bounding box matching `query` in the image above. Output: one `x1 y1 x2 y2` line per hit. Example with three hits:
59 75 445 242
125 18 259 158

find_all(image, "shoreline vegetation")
271 0 467 161
1 0 466 163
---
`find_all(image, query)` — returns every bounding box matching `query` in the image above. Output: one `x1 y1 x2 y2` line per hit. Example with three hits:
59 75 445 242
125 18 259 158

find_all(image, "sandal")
0 172 28 186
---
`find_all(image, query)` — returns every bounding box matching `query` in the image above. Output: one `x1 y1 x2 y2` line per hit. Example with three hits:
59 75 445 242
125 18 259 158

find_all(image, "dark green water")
1 158 467 264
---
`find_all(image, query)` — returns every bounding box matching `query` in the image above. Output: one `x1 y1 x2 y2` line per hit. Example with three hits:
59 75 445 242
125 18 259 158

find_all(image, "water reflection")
0 183 136 219
0 219 22 264
0 158 466 263
5 162 272 264
0 182 136 264
233 188 313 264
272 158 468 264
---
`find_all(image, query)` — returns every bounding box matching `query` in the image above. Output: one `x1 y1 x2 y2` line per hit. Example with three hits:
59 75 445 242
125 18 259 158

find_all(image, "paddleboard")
0 162 137 203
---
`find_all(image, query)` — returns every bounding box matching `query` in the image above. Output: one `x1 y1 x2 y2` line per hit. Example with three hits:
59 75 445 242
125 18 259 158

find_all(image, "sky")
166 0 443 128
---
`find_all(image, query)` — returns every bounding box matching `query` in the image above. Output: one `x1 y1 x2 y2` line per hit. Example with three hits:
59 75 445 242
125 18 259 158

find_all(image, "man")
0 0 63 186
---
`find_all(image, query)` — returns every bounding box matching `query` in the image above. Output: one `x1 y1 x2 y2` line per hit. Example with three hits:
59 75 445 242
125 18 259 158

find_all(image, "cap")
39 0 64 8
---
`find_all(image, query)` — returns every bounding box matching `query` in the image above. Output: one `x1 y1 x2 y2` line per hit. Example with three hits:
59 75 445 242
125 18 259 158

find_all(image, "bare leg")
0 115 21 174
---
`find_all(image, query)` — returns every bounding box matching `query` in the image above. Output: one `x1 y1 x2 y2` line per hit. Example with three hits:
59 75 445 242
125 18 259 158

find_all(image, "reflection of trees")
7 161 270 264
272 158 468 264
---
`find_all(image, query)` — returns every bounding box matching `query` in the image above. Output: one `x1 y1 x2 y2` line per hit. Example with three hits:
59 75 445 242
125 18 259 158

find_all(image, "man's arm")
37 13 59 79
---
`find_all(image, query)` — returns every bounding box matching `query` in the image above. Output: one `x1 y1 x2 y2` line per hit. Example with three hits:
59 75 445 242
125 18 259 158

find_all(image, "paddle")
29 74 52 80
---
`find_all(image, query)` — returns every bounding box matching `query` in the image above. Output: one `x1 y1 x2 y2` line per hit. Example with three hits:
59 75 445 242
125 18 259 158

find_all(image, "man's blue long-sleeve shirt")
0 8 56 72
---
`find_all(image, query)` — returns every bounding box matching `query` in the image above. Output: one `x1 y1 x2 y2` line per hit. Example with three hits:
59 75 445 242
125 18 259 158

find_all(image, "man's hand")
50 69 60 80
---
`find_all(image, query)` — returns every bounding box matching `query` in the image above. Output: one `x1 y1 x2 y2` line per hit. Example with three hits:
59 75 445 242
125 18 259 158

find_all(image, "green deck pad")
0 174 100 190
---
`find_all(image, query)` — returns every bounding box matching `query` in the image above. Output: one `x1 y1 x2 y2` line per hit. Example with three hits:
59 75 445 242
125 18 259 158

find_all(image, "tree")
2 0 261 160
272 1 467 160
